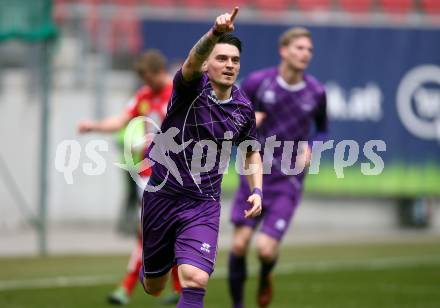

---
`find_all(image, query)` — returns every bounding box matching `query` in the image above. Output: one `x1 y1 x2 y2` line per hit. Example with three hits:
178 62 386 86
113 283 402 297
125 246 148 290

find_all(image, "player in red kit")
78 49 181 305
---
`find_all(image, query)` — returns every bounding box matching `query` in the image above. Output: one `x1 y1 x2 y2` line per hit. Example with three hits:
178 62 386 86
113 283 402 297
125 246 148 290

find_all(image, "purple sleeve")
173 68 206 96
167 69 207 113
234 108 258 150
240 73 266 112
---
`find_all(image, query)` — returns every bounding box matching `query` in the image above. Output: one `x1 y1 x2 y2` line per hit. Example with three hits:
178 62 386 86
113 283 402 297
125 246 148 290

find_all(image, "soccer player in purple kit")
228 27 328 308
139 7 263 308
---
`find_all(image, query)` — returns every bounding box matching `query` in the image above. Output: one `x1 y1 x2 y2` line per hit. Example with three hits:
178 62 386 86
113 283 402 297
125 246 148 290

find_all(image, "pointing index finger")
230 7 239 22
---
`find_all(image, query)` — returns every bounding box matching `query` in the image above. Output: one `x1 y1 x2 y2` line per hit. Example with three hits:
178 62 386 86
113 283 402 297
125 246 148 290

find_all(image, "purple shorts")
141 191 220 278
231 175 302 241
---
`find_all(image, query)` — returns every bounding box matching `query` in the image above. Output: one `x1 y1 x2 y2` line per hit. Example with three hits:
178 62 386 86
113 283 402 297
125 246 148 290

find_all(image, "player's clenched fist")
213 7 239 34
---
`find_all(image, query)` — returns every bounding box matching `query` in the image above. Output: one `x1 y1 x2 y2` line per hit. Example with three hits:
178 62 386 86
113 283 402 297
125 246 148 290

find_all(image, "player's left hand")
245 194 262 218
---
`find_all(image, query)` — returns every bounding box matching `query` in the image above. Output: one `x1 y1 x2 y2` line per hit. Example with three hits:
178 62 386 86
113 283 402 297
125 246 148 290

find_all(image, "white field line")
213 254 440 277
0 275 118 291
1 254 439 291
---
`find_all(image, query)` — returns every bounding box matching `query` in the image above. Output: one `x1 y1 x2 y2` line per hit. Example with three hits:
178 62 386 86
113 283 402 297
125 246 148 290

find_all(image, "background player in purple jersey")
139 7 263 308
228 27 328 308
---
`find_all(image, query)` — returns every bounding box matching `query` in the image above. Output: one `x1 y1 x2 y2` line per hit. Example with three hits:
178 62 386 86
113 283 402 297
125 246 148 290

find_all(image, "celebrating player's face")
205 43 240 88
281 36 313 72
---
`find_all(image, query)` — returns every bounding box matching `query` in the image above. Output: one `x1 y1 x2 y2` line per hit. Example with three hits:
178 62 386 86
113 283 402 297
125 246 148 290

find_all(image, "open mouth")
222 71 234 77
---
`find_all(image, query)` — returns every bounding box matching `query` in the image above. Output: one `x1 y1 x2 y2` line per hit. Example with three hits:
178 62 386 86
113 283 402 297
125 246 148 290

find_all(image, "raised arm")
181 7 239 81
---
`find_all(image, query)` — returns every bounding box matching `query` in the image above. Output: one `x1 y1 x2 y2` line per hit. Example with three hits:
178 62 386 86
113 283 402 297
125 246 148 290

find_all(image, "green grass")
221 162 440 198
1 240 440 307
305 162 440 197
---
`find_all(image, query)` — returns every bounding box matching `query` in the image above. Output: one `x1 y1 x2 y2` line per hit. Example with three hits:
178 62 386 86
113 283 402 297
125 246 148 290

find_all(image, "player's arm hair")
244 150 263 191
182 29 220 82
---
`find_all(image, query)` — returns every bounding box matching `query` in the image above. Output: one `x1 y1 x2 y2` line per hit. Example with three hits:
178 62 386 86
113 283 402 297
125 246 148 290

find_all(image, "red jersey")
124 82 172 177
125 83 172 120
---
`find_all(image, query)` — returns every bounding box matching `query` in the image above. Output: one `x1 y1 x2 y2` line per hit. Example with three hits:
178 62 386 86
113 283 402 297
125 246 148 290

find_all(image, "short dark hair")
217 34 242 53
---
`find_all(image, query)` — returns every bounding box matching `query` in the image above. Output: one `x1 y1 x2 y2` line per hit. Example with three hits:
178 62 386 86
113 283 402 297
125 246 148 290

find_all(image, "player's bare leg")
228 226 253 308
177 264 209 307
140 271 170 296
256 233 280 307
158 266 182 305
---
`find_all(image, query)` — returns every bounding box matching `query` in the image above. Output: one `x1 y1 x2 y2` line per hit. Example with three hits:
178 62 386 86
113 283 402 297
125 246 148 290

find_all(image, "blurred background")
0 1 439 307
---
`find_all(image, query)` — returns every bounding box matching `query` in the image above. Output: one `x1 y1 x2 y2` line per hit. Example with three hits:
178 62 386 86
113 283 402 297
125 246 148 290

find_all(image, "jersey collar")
276 75 306 92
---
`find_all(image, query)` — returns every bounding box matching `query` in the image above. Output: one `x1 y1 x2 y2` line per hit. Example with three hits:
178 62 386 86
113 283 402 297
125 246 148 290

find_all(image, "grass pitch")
1 239 439 307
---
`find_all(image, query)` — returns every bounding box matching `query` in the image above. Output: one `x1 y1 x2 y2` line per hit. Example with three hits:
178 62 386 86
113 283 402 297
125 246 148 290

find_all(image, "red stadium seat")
338 0 373 12
53 0 70 23
181 0 208 9
379 0 413 13
144 0 176 8
295 0 332 11
214 0 250 9
421 0 440 14
108 0 141 54
111 0 137 5
114 0 128 4
254 0 291 11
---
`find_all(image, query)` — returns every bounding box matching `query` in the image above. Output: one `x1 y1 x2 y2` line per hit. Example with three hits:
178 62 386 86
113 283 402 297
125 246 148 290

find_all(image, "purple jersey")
240 67 327 181
230 67 327 238
148 69 257 201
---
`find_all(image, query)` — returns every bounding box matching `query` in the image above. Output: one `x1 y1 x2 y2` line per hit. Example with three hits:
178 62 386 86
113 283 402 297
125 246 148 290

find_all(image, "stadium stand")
295 0 332 11
338 0 374 13
254 0 291 11
144 0 176 8
214 0 250 9
181 0 208 9
421 0 440 14
379 0 413 14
